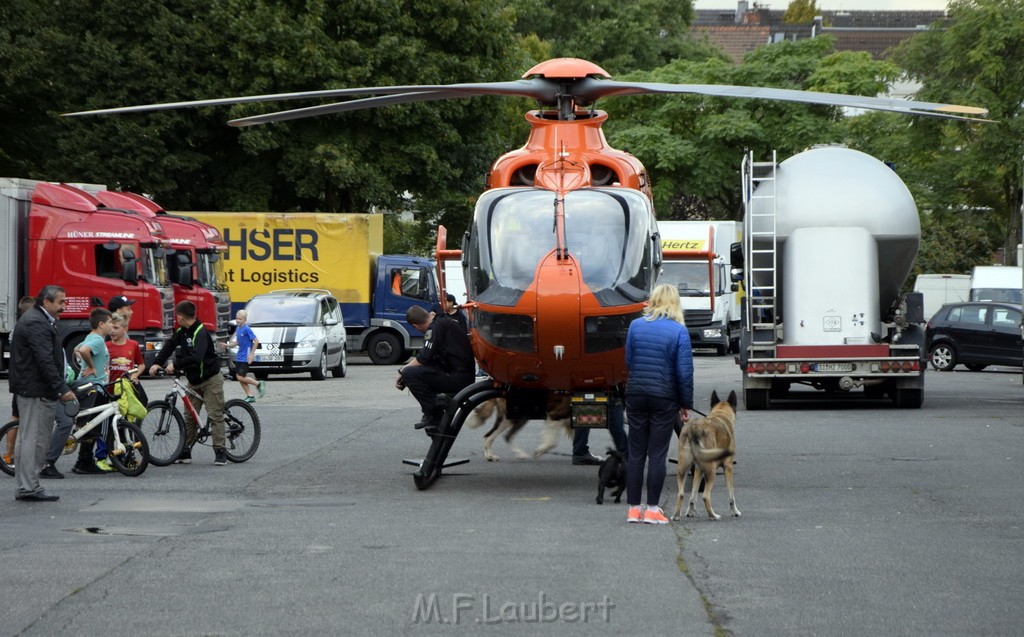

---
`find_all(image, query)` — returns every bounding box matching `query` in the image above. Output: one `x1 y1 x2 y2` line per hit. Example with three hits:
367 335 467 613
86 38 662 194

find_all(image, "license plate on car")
814 363 853 372
257 355 284 362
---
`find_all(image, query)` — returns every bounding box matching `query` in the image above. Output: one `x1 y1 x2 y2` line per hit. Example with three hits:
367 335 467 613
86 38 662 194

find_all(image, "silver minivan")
230 289 347 380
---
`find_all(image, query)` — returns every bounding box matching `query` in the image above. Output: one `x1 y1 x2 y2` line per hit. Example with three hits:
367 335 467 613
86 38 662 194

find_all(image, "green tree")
0 0 531 254
603 36 898 219
891 0 1024 265
509 0 695 73
783 0 821 24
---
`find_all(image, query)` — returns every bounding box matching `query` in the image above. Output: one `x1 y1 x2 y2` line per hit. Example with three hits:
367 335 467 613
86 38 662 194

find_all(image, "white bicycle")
1 374 150 477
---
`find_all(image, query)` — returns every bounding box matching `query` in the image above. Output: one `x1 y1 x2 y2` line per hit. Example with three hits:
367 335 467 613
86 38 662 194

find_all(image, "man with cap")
430 294 468 333
108 295 135 323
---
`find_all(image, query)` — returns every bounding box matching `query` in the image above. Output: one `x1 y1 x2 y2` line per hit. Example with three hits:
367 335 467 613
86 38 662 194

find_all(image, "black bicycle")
140 373 260 465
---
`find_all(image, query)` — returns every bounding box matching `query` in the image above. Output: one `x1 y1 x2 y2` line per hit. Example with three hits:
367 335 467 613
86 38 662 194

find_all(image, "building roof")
691 5 949 60
690 25 771 63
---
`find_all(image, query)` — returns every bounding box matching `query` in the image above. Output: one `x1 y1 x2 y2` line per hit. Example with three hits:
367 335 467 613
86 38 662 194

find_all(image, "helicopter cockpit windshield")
468 188 656 307
564 189 655 306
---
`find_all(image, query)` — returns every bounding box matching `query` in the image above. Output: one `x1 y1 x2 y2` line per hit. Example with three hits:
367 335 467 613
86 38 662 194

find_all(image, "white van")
970 266 1023 304
914 274 971 320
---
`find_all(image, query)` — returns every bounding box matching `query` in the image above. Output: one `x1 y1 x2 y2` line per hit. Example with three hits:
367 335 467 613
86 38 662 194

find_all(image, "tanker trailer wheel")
367 332 403 365
744 388 769 411
892 387 923 409
928 343 958 371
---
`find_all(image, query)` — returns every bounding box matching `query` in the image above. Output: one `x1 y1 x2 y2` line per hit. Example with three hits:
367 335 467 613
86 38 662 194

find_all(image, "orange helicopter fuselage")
440 106 658 394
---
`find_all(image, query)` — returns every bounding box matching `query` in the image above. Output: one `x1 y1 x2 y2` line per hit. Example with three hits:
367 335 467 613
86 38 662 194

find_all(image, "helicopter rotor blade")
227 91 475 127
62 80 559 118
573 78 990 120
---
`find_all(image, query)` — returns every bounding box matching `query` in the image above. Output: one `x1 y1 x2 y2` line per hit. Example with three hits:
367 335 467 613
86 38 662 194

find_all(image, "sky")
693 1 949 10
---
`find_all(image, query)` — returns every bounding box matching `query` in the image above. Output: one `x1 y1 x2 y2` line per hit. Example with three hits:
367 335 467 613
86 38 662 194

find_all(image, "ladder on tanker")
741 151 779 356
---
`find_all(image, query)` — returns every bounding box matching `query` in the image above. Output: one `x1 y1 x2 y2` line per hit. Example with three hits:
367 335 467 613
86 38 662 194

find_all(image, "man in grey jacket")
10 285 75 501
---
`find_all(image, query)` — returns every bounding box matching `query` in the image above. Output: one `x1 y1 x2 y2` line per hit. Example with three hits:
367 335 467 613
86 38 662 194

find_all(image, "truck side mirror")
730 242 744 269
461 233 470 269
174 253 193 287
121 249 138 284
652 232 662 268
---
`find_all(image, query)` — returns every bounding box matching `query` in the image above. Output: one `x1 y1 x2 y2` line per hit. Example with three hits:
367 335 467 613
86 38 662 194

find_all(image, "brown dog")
672 390 741 521
464 396 572 461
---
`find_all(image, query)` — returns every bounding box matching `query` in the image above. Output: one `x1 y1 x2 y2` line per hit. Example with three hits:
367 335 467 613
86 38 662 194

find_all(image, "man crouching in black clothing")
397 305 475 433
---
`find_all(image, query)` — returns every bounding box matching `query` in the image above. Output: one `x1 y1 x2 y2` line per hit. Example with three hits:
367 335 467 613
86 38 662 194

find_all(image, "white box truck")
969 265 1023 304
913 274 971 320
657 220 742 355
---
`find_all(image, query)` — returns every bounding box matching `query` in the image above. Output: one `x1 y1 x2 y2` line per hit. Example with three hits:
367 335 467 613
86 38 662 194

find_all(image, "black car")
925 302 1023 371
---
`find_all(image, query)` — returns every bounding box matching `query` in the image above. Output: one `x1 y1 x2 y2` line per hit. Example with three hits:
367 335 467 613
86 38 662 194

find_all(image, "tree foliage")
0 0 529 252
509 0 695 73
891 0 1024 264
603 37 898 219
783 0 822 24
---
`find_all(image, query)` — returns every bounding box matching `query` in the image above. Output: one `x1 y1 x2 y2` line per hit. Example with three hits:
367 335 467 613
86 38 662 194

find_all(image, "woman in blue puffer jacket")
623 283 694 524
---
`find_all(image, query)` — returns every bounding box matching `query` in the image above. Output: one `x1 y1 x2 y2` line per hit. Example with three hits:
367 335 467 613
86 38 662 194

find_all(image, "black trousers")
624 395 679 507
401 366 475 421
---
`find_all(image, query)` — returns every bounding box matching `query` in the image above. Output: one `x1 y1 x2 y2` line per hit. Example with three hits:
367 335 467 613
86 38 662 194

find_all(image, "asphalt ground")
1 356 1022 635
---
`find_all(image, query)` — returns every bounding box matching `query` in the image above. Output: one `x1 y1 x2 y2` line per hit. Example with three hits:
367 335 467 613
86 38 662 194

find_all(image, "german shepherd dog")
464 396 572 462
672 390 741 521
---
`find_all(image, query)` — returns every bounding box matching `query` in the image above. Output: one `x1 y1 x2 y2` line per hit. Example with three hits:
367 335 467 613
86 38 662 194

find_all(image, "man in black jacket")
10 285 75 501
397 305 475 433
149 301 227 465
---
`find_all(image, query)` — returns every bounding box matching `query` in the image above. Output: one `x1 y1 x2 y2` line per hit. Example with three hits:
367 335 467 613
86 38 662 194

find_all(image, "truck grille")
683 309 713 327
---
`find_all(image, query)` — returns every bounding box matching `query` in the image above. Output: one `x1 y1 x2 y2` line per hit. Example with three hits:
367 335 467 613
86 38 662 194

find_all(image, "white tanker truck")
736 146 926 410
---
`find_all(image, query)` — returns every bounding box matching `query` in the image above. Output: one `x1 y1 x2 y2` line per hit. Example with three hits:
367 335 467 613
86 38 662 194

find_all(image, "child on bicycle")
230 309 265 403
72 307 114 474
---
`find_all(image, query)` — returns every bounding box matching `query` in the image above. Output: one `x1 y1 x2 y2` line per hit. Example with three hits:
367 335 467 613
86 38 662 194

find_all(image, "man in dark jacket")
10 285 75 501
397 305 475 433
148 301 227 465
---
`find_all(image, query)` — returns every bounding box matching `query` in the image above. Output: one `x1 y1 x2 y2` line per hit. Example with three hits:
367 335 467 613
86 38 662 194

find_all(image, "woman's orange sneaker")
642 507 669 524
627 506 643 523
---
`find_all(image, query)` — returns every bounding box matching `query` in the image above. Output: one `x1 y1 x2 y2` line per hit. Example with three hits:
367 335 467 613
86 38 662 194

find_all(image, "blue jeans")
624 395 678 507
572 399 627 457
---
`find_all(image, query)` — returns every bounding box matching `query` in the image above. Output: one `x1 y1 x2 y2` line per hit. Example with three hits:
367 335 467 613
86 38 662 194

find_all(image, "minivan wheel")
332 348 348 378
311 350 327 380
929 343 957 371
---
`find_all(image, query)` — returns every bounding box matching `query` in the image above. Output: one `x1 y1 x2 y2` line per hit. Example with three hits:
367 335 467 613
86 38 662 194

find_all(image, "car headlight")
702 328 723 339
297 335 320 349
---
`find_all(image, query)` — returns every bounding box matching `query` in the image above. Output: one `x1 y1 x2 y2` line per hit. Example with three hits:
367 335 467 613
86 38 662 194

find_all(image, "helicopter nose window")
467 188 656 308
468 189 558 306
564 189 656 306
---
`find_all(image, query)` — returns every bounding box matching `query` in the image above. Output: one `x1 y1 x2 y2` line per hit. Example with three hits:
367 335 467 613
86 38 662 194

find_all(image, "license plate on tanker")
814 363 854 372
257 355 284 362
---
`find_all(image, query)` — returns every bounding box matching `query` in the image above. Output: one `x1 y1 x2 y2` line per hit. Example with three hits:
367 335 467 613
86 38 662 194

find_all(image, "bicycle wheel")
106 419 150 477
0 421 18 477
139 400 185 466
221 398 261 463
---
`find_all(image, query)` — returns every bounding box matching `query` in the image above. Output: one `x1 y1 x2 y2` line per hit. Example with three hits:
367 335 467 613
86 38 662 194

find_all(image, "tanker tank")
748 146 920 346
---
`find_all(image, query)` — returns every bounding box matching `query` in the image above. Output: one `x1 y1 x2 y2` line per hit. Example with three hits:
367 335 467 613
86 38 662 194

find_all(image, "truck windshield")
659 262 723 297
142 247 169 286
197 251 226 290
467 188 655 307
970 288 1022 304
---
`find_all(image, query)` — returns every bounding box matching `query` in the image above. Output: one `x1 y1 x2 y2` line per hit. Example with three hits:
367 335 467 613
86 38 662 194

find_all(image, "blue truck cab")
344 255 439 364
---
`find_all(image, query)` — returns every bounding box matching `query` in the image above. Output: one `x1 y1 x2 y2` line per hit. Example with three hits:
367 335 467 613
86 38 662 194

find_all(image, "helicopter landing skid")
401 457 470 469
412 380 502 490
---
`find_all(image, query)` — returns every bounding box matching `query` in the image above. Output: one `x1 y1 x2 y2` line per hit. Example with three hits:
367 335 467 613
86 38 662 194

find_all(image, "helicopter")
67 57 988 489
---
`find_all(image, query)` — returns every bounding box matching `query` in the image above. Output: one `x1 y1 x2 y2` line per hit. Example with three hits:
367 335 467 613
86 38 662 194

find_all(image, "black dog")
596 448 626 505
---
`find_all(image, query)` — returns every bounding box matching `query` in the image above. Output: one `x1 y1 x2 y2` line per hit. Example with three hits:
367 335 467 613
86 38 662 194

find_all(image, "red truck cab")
94 191 231 349
6 180 175 366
